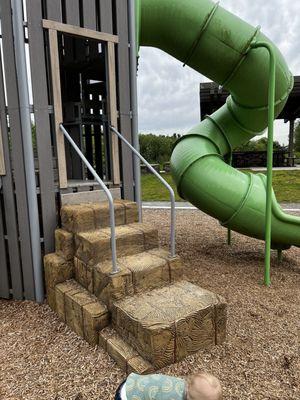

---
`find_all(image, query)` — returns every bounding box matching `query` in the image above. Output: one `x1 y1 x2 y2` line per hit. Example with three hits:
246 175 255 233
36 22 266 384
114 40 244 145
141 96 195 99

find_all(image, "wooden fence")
0 0 134 301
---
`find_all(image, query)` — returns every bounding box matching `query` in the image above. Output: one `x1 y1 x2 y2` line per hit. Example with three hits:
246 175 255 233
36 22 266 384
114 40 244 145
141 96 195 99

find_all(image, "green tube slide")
136 0 300 249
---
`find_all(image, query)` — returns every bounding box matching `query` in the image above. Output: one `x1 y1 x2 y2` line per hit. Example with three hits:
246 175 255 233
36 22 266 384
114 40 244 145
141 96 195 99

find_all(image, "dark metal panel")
65 0 80 26
0 200 10 299
1 0 35 300
115 0 134 199
27 0 57 254
99 0 113 33
46 0 62 21
82 0 97 30
0 46 23 300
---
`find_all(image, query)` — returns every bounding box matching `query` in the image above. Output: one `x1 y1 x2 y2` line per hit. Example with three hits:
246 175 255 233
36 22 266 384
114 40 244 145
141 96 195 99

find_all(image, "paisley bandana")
126 373 186 400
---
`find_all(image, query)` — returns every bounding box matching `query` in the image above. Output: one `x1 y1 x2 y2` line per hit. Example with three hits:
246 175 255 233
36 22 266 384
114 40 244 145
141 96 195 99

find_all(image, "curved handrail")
60 124 120 275
110 125 176 257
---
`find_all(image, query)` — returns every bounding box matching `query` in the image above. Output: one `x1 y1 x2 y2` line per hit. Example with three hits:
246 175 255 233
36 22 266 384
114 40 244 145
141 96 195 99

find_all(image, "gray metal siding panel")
99 0 113 33
65 0 80 25
0 202 10 299
115 0 134 199
1 0 35 300
46 0 62 21
27 0 57 254
82 0 97 29
0 46 23 300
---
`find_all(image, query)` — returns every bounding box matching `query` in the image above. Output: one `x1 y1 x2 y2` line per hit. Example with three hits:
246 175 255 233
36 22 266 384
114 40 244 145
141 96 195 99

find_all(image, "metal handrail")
110 125 176 258
60 124 120 275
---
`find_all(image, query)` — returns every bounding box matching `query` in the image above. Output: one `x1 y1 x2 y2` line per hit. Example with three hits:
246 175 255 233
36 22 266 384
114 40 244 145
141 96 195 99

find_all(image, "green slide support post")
135 0 298 283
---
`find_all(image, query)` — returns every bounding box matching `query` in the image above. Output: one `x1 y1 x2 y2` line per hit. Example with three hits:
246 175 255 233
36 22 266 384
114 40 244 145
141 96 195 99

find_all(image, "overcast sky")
137 0 300 144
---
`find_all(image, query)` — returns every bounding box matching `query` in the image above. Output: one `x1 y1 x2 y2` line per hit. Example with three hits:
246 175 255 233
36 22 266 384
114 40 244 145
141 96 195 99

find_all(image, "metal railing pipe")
250 41 276 287
60 124 120 275
110 125 176 257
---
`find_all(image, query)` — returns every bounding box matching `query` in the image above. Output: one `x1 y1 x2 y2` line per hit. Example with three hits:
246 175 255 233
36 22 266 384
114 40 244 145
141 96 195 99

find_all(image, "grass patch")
141 170 300 203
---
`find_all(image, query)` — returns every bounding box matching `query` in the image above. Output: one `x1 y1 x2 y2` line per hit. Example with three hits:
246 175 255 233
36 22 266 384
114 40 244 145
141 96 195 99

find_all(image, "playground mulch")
0 209 299 400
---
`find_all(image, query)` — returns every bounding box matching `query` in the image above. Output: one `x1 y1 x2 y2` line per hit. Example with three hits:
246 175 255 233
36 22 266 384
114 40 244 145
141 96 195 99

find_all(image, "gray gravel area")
0 209 299 400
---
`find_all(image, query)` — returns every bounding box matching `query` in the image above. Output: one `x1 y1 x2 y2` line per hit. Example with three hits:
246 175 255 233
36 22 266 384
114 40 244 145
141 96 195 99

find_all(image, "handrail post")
59 124 120 275
109 126 176 258
250 42 276 287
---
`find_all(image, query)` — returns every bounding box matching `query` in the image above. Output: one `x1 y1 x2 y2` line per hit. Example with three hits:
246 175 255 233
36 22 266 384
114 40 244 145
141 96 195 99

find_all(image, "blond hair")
186 372 222 400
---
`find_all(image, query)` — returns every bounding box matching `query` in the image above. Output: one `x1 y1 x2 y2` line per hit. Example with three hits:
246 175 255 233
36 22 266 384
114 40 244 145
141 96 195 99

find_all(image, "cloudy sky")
137 0 300 144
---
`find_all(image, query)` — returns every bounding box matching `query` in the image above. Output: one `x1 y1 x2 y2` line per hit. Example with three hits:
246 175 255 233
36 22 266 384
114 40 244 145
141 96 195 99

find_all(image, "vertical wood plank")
107 41 120 184
115 0 134 199
26 0 57 253
82 0 97 29
0 122 5 176
49 29 68 188
46 0 62 21
1 0 35 299
65 0 80 26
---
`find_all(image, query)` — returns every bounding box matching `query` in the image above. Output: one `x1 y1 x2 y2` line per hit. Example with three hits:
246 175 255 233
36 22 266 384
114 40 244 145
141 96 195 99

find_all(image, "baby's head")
186 372 222 400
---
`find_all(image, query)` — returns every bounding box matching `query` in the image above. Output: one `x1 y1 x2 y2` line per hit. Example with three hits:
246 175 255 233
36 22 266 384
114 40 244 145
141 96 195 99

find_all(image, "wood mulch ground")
0 209 299 400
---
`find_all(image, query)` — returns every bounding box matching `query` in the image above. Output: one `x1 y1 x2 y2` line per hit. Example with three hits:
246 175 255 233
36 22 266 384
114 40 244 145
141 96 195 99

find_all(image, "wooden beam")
42 19 119 43
0 119 5 176
48 29 68 188
107 41 120 185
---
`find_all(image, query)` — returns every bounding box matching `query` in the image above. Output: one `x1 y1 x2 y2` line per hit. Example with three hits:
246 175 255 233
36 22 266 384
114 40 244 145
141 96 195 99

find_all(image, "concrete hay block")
93 262 134 306
215 299 227 345
55 229 74 261
91 202 125 228
75 230 110 266
133 223 158 250
74 257 93 293
168 256 184 282
122 252 170 293
123 201 139 224
75 225 145 266
44 253 73 291
55 281 80 322
127 356 154 375
99 327 115 351
61 204 95 233
82 301 109 346
175 308 214 361
65 290 94 338
106 333 138 371
112 281 227 369
47 287 56 312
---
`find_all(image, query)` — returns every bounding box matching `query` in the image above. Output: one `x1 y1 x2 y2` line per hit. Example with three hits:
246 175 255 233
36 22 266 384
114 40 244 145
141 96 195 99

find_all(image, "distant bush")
139 133 181 164
235 137 285 152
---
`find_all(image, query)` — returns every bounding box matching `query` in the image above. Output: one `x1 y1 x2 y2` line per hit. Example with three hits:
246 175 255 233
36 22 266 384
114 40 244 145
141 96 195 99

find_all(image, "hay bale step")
112 280 227 369
99 327 153 374
75 223 158 266
54 280 109 346
61 200 138 233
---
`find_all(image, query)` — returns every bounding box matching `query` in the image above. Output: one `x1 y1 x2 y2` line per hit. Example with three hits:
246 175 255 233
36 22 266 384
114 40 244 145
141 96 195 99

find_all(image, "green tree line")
139 133 286 164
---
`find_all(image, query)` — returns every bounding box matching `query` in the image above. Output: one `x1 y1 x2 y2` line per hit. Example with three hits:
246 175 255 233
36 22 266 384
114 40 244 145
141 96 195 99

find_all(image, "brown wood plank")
48 28 68 188
42 19 118 43
107 41 120 185
1 0 35 300
65 0 80 26
115 0 134 199
26 0 57 253
82 0 97 30
99 0 113 33
46 0 62 21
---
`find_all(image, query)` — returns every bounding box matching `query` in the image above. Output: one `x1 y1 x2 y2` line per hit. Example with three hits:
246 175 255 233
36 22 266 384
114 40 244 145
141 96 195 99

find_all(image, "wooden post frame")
42 19 120 187
0 119 5 176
